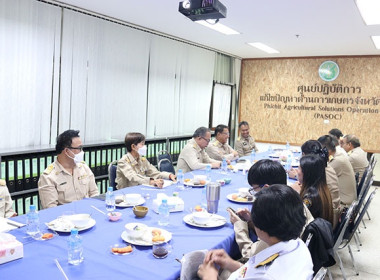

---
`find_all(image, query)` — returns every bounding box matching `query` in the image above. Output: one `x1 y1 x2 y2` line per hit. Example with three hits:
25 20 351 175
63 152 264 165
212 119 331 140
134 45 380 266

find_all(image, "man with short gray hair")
177 127 221 173
341 134 369 182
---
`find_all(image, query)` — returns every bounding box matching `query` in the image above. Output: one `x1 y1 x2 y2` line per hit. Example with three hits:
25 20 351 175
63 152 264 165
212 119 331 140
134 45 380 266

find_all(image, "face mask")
67 150 84 164
138 145 147 157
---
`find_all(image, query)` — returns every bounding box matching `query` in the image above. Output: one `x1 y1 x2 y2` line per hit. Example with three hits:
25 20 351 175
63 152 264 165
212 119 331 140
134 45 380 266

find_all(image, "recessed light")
196 21 240 35
247 42 280 54
356 0 380 25
371 36 380 49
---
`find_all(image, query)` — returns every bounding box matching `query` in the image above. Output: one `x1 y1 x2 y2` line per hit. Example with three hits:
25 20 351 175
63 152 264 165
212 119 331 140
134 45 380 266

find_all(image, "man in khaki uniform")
234 121 258 157
38 130 99 209
205 124 239 162
342 134 369 182
177 127 221 173
0 180 17 218
116 132 176 189
318 135 357 206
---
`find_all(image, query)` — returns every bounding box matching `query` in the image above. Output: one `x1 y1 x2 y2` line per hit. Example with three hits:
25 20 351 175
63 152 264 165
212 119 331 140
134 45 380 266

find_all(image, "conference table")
1 150 299 280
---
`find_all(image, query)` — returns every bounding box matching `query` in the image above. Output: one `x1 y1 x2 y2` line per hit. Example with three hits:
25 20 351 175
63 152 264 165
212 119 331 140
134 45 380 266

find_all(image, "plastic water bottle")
67 228 84 265
158 199 170 226
268 145 273 153
105 186 115 212
205 164 211 181
285 154 292 172
221 158 227 174
177 169 185 190
26 205 40 236
286 141 290 150
250 149 256 163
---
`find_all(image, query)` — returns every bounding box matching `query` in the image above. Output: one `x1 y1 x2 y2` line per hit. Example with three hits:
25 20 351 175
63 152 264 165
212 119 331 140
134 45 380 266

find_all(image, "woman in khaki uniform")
116 133 176 189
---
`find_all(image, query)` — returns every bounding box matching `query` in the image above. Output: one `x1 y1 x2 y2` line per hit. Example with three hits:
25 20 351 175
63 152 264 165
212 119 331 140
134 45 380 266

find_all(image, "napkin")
0 217 26 233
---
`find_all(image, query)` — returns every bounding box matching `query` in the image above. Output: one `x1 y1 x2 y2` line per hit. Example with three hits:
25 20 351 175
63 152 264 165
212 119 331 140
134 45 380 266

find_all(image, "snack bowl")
192 211 212 225
193 175 207 184
124 194 142 205
223 178 232 184
133 206 148 218
216 179 225 186
125 222 148 239
238 188 250 197
66 214 91 228
108 211 122 222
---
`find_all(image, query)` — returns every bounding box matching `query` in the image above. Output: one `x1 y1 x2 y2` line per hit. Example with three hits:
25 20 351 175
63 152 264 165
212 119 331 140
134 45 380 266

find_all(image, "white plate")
183 214 226 228
116 197 145 208
184 180 209 188
226 193 253 204
121 227 172 246
46 217 96 232
280 161 299 167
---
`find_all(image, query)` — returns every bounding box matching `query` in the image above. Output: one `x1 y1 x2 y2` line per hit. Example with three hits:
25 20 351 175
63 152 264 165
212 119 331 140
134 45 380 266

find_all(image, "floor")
328 185 380 279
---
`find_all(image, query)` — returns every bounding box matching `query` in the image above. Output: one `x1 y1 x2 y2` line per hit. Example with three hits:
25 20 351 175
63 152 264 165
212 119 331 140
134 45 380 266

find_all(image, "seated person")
116 133 176 189
198 184 314 280
205 124 239 162
234 121 258 157
38 130 99 209
177 127 221 173
291 154 334 226
289 140 340 227
228 159 313 258
0 179 17 217
341 134 369 182
318 135 356 206
329 128 347 155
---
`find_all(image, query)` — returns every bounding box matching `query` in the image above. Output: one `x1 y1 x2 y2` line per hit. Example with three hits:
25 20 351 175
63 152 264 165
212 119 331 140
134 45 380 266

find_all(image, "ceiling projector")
178 0 227 21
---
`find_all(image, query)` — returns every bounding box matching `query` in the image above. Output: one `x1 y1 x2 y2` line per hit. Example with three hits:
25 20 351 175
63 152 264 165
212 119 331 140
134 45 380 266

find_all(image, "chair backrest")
333 201 358 250
312 267 327 280
108 160 118 190
158 158 175 174
356 167 369 196
354 171 359 186
157 150 172 164
369 153 377 169
357 176 374 210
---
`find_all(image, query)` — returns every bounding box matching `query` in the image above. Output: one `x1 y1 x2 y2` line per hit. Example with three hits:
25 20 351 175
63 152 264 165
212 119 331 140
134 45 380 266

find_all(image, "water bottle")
221 158 227 174
250 149 256 163
26 205 40 237
67 228 84 265
177 169 185 190
286 141 290 150
285 154 292 172
205 164 211 182
105 186 115 212
158 199 170 226
268 145 273 153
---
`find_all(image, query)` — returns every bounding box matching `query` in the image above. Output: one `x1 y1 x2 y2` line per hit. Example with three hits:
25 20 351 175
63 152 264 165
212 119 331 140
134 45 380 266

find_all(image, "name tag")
78 175 87 181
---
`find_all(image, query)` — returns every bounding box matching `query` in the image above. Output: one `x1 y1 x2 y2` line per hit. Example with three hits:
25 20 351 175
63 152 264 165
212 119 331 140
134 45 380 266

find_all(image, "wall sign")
319 61 340 82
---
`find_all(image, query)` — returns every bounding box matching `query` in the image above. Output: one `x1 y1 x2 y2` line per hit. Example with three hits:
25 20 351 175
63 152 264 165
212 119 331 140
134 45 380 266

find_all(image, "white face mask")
138 145 147 157
67 150 84 164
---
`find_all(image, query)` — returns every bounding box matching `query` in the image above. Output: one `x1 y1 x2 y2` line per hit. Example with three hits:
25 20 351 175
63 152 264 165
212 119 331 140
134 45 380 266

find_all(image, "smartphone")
226 207 237 215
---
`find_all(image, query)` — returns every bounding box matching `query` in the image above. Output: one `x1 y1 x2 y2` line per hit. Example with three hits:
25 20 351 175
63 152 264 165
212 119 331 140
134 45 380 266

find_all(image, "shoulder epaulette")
237 137 241 141
255 253 279 268
303 198 312 208
141 157 146 161
213 141 219 146
45 164 54 175
329 155 334 162
0 179 6 186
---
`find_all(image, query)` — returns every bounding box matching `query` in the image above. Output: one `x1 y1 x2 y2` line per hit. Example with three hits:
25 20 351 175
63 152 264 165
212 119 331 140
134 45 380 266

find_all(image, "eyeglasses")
221 132 230 136
201 137 211 143
68 146 83 151
249 184 264 195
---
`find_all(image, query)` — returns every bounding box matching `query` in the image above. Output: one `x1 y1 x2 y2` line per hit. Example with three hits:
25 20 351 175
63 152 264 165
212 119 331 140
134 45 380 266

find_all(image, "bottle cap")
172 192 179 197
30 205 36 211
162 199 167 203
108 186 113 192
178 169 183 173
71 228 79 235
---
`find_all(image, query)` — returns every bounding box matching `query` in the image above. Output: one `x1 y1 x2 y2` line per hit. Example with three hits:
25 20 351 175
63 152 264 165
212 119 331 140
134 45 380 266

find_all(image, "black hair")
247 159 287 186
238 121 249 128
329 128 343 139
251 184 306 241
124 132 145 152
56 130 80 154
214 124 228 136
317 135 336 153
301 140 329 166
192 127 210 138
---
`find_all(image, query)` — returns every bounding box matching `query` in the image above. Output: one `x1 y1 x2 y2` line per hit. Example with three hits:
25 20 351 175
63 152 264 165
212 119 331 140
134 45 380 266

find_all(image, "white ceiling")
53 0 380 59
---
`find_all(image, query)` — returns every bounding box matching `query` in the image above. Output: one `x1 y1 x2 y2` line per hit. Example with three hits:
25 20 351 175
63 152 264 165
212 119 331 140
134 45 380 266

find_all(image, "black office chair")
356 167 368 197
158 158 175 174
108 160 118 190
157 150 173 164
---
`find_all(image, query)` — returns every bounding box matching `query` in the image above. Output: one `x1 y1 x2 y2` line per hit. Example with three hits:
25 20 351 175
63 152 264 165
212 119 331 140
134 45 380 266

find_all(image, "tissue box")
0 233 23 264
152 193 184 213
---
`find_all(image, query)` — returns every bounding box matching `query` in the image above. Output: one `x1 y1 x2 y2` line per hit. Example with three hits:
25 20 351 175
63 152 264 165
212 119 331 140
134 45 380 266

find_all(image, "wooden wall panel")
240 56 380 152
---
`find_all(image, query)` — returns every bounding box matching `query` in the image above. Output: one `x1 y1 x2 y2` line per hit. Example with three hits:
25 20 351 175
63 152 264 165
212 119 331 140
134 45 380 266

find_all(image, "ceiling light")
371 36 380 49
247 42 280 54
355 0 380 25
196 21 239 35
182 0 191 9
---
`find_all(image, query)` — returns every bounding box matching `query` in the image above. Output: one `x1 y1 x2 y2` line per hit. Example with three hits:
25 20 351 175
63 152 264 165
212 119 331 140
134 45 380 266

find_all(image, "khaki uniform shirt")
235 135 258 157
0 180 16 218
326 164 341 228
348 147 369 182
205 139 238 161
234 204 314 258
116 153 171 189
38 160 99 209
329 150 357 206
177 139 220 173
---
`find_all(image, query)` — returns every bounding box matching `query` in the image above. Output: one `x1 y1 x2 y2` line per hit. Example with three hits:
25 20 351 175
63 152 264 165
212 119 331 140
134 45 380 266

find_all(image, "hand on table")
211 162 221 169
151 179 164 188
169 174 176 181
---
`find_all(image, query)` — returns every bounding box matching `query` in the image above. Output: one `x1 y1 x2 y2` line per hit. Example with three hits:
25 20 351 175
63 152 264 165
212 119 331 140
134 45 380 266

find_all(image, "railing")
0 135 192 215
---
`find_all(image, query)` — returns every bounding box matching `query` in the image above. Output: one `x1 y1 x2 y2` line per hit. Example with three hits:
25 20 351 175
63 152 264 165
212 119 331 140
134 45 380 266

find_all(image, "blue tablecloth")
1 168 256 280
